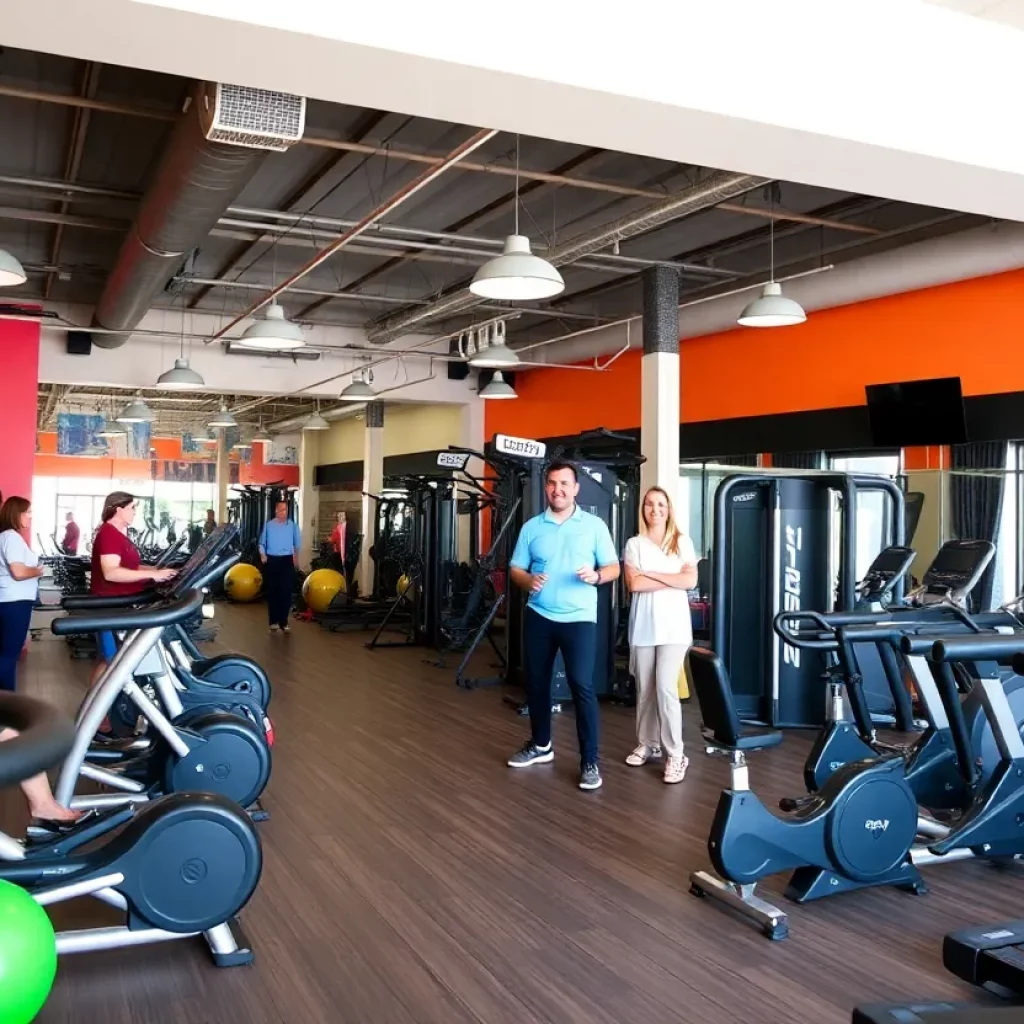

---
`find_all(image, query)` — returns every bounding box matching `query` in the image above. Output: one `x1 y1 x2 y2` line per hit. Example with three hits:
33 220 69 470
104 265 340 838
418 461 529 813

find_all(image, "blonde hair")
640 486 683 557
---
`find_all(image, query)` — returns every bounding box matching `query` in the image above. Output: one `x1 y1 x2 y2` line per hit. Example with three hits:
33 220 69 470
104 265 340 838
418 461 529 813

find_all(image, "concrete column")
215 434 230 524
358 402 385 594
298 428 319 570
640 265 681 498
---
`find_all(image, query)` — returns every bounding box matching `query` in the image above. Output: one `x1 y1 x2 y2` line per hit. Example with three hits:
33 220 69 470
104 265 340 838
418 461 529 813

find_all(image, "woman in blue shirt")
259 501 301 632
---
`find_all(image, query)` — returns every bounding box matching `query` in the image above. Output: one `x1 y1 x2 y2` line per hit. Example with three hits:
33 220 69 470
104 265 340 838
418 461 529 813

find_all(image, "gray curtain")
950 441 1007 611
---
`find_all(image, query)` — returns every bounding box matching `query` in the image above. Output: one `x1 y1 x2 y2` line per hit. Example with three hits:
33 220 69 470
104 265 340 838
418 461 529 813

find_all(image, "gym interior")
0 4 1023 1022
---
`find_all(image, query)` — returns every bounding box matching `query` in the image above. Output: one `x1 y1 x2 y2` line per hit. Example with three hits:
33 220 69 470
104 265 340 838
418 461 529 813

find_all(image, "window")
991 445 1020 608
829 452 901 581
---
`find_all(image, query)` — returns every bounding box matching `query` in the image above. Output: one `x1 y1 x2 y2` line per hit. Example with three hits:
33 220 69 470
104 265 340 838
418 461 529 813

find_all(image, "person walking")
259 501 300 633
623 486 698 784
506 460 620 791
62 511 80 555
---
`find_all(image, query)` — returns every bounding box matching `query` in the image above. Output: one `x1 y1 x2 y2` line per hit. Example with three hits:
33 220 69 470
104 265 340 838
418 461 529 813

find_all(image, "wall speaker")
447 360 470 381
66 330 92 356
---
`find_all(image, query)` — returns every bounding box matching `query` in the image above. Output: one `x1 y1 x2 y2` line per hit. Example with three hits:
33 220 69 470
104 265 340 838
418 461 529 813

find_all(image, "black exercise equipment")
687 626 1024 940
711 472 906 727
12 600 263 966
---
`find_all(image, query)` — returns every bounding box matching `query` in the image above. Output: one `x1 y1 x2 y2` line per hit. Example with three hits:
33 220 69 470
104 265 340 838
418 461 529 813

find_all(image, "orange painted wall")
240 442 299 486
486 267 1024 440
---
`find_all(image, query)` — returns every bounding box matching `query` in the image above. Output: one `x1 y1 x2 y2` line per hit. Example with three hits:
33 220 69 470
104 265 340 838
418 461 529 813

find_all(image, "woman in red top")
89 492 176 693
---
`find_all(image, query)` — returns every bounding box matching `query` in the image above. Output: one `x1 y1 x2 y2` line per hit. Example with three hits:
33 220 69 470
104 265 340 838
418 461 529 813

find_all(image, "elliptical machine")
6 595 263 968
686 627 1024 941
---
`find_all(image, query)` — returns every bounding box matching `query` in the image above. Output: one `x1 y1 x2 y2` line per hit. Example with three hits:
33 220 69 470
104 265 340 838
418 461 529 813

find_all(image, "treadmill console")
161 524 241 597
858 545 916 605
914 539 995 606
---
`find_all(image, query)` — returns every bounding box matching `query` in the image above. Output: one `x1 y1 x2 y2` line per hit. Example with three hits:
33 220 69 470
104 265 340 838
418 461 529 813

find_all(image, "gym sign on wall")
494 434 547 459
437 451 471 470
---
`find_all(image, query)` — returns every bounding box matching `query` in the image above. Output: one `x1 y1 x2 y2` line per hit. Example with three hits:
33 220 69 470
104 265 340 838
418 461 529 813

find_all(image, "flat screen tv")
864 377 968 448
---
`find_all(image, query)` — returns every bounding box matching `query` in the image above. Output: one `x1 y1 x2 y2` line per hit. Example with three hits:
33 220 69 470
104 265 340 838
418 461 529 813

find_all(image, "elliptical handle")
62 589 157 611
0 693 75 788
772 611 837 650
51 588 204 636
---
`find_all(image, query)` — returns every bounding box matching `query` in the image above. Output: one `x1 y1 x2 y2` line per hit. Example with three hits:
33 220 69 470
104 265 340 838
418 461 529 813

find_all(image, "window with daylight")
829 452 902 581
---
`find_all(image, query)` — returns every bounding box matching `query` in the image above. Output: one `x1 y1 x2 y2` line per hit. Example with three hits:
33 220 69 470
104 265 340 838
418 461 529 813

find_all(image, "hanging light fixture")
479 371 517 400
232 434 252 449
96 422 126 439
303 408 330 430
116 398 155 423
339 369 377 401
467 321 521 369
0 249 27 287
252 423 272 445
737 189 806 329
156 358 205 389
208 402 237 428
238 302 306 350
470 137 563 301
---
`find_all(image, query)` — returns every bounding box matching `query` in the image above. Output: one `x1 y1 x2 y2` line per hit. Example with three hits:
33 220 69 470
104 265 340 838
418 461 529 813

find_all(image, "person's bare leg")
0 729 80 822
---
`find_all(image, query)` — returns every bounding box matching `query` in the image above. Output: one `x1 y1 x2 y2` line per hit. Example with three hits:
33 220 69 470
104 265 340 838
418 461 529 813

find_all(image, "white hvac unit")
199 83 306 152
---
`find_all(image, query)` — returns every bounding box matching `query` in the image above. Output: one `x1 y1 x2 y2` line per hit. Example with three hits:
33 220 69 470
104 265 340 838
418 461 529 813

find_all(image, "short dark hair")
545 459 578 483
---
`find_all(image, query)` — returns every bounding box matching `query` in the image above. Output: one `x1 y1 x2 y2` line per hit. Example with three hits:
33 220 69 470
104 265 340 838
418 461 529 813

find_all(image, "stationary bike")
52 588 272 815
0 655 261 967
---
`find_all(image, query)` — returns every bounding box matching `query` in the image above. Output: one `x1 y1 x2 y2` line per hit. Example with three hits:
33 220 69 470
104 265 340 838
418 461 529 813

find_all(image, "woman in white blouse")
623 486 698 784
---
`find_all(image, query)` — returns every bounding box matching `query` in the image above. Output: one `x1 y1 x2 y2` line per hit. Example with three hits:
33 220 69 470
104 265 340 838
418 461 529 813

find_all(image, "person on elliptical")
88 492 177 710
506 460 620 791
259 501 300 633
623 486 697 784
0 496 79 824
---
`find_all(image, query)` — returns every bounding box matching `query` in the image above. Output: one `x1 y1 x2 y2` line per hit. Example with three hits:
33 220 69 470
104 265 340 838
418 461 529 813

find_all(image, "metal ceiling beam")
207 127 499 343
367 170 770 344
0 83 881 236
45 61 102 300
293 145 610 319
188 108 388 310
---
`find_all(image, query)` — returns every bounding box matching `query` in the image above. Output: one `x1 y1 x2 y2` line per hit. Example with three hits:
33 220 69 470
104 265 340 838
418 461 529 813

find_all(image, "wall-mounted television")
864 376 968 447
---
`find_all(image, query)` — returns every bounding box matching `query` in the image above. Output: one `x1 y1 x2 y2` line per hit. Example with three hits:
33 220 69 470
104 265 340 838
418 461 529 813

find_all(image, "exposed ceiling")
0 43 987 360
924 0 1024 30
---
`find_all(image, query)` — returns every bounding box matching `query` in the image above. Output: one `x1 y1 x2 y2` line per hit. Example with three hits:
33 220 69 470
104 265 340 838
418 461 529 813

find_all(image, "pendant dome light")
116 398 155 423
737 189 806 329
339 369 377 402
0 249 27 287
156 358 205 389
303 407 330 430
470 137 563 302
208 402 237 428
252 423 272 446
479 370 517 400
467 320 521 369
239 302 305 350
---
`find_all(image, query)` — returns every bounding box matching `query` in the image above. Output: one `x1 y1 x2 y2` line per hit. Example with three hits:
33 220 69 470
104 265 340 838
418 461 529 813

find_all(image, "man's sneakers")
507 740 554 768
507 741 602 791
579 763 603 791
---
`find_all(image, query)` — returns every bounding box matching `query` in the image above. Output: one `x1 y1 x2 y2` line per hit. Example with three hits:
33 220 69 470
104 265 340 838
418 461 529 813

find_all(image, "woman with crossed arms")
623 485 698 784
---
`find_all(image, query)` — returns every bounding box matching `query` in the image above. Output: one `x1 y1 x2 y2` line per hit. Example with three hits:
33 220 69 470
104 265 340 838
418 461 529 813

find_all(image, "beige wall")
317 403 466 464
904 469 950 582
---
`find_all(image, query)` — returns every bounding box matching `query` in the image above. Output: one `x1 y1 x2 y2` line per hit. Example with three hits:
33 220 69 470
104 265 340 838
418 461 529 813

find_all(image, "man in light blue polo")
258 501 301 633
507 460 620 791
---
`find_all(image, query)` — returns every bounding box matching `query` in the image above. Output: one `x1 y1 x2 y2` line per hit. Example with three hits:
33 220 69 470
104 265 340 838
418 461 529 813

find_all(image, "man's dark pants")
523 606 599 765
264 555 295 628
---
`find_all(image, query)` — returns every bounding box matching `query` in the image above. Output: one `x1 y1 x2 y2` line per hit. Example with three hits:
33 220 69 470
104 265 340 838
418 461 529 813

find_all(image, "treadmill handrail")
51 589 204 636
773 611 838 650
929 633 1024 663
62 589 157 611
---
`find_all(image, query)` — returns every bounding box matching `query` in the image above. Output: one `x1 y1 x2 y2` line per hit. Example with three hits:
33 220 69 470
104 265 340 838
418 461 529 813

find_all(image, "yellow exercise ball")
224 563 263 602
396 574 415 599
302 568 346 614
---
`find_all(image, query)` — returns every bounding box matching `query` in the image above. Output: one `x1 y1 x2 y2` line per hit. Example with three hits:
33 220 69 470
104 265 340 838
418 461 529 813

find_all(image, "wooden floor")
8 602 1023 1023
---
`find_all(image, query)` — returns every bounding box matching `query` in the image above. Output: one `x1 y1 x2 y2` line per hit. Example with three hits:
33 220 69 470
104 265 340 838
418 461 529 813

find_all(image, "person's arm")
577 521 621 586
6 562 43 581
99 554 175 584
641 536 698 590
1 535 44 581
258 523 268 563
509 524 545 595
292 522 301 565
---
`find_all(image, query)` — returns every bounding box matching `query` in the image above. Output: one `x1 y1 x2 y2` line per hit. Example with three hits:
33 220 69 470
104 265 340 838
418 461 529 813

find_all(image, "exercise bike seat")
687 646 784 752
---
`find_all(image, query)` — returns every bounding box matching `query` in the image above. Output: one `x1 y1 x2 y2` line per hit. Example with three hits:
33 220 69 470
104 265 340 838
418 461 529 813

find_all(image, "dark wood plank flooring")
7 603 1023 1023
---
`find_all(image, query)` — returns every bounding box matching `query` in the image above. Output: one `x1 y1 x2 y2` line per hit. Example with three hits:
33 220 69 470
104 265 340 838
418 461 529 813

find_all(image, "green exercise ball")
224 563 263 603
302 568 346 614
0 879 57 1023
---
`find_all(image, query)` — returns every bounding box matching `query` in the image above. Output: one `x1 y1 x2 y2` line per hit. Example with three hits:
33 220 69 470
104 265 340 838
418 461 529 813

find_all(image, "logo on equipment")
864 819 890 836
181 857 208 884
782 524 803 668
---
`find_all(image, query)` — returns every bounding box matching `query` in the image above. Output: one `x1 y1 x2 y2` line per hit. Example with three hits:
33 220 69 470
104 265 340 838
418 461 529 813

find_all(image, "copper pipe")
0 84 880 236
208 127 499 342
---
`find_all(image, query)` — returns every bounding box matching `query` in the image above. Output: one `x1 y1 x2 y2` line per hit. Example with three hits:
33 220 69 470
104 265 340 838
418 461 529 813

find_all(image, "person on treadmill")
87 492 177 711
506 460 620 791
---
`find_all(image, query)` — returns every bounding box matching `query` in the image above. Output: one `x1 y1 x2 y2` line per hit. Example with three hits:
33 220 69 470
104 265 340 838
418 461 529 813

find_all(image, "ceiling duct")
92 82 305 346
366 170 769 345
